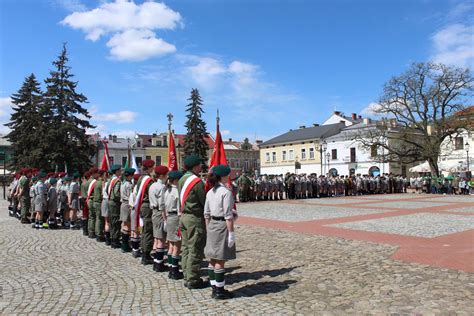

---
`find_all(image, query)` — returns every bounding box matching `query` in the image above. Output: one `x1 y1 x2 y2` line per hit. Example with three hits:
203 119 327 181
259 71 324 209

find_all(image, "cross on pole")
167 113 173 131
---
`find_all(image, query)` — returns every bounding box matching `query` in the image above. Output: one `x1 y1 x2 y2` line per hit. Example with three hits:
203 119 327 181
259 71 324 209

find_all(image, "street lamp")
466 142 470 172
320 140 327 175
326 152 331 175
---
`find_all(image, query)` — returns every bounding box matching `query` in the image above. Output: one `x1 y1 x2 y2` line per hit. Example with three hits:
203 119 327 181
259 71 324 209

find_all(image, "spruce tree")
5 73 45 169
183 88 209 171
42 44 95 173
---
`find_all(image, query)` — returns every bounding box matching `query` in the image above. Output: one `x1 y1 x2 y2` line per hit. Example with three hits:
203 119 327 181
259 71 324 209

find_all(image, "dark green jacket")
178 171 206 216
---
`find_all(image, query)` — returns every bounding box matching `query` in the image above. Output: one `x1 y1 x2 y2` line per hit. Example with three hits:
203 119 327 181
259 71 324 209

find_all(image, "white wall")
322 114 353 126
260 163 321 175
439 129 473 172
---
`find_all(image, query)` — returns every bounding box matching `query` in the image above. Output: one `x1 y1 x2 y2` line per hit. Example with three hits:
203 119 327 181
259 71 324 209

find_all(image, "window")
244 160 249 170
289 150 294 160
135 157 143 167
282 150 287 161
155 156 162 165
122 156 127 167
350 148 356 162
137 141 141 148
109 156 114 165
371 145 378 157
309 148 315 159
156 141 162 147
146 155 151 161
455 137 464 150
301 148 306 160
265 152 270 162
272 152 277 162
331 149 337 160
235 159 240 168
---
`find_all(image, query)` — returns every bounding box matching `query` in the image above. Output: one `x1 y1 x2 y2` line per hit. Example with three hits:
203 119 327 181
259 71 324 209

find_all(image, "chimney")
339 120 346 124
289 129 293 131
358 115 362 119
299 125 306 129
313 123 319 127
256 140 263 144
229 138 232 142
108 134 113 141
352 113 357 120
112 135 117 142
334 111 341 116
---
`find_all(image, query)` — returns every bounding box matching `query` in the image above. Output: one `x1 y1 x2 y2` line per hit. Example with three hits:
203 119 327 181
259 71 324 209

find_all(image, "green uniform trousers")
179 213 206 285
140 203 153 254
109 201 121 241
88 201 96 235
20 196 30 220
94 202 105 238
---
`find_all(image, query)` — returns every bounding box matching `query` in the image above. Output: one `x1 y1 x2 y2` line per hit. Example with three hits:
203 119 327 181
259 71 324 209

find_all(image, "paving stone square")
373 200 452 209
237 202 389 222
443 205 474 213
328 212 474 238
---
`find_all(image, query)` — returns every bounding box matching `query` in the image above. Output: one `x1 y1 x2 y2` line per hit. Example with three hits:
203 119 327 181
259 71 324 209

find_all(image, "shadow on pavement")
232 280 297 298
227 266 300 285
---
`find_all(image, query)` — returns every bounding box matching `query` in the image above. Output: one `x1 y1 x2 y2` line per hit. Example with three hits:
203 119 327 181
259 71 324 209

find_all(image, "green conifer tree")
5 73 46 169
42 44 95 173
183 88 209 171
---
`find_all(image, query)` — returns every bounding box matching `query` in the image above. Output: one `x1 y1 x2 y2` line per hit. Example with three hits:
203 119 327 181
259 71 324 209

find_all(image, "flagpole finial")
216 109 220 125
167 113 173 131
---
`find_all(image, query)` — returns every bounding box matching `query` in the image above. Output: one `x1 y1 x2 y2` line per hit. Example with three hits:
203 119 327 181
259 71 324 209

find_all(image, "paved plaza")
1 194 473 314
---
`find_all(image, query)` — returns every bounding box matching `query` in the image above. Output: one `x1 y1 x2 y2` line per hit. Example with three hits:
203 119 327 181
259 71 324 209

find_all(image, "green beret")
124 168 135 176
184 155 202 169
168 170 183 180
37 171 47 178
111 164 122 172
31 176 38 182
73 171 80 178
64 175 72 182
212 165 231 177
49 177 58 185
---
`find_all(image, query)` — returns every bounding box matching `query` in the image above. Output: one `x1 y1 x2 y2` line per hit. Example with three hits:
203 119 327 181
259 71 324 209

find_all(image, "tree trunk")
428 158 440 177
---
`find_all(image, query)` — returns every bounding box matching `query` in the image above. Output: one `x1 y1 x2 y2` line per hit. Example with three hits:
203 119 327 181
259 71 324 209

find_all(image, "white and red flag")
168 131 178 171
100 139 110 171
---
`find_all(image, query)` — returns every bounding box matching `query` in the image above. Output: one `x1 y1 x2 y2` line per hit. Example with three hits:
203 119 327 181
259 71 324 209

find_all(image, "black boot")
121 234 131 253
88 232 97 239
111 239 120 249
170 266 183 280
214 286 234 300
82 220 89 236
105 232 111 246
211 286 217 298
141 252 154 265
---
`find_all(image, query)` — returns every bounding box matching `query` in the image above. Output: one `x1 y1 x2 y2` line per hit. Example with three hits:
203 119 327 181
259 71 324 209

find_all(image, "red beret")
133 174 141 182
98 169 106 176
59 172 66 178
83 171 90 178
89 167 99 174
142 159 155 168
23 168 32 174
54 172 59 177
47 172 54 177
154 165 169 175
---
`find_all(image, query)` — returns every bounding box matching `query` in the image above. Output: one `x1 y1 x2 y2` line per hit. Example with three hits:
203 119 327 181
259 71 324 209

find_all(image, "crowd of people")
235 173 410 202
410 175 473 195
7 156 237 300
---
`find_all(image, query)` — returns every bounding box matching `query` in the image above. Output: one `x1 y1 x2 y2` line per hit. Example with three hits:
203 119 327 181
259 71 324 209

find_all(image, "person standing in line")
150 165 169 272
120 168 135 253
178 155 207 289
68 172 81 230
204 165 236 300
33 171 48 229
108 165 123 249
93 170 106 242
162 170 184 280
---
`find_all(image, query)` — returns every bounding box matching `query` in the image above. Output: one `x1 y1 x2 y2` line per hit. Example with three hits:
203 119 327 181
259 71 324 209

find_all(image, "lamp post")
326 152 331 176
320 140 326 175
466 142 470 172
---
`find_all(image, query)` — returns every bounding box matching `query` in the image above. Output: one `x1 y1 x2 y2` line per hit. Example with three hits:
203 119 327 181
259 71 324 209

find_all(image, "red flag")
168 131 178 171
205 119 229 191
100 139 110 171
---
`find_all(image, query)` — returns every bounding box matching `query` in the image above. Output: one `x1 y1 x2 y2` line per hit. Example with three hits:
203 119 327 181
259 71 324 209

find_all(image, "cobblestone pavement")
1 196 473 315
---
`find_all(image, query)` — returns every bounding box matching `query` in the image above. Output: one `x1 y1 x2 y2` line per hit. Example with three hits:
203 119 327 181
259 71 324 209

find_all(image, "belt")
211 216 226 221
168 211 178 215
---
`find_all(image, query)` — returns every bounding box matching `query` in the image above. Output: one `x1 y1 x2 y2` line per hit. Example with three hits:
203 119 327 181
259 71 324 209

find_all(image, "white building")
439 130 473 175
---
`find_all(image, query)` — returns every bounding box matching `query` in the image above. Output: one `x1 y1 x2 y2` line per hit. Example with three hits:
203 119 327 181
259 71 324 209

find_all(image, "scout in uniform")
135 159 155 265
178 155 207 289
29 175 38 225
80 171 91 236
93 170 106 242
162 170 184 280
108 165 123 249
47 177 58 228
33 172 48 229
68 173 81 230
102 171 111 245
120 168 135 253
86 168 99 238
130 172 143 258
150 165 169 272
204 165 236 299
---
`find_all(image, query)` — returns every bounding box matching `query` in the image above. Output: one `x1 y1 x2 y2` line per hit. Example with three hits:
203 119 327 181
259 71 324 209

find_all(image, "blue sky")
0 0 473 141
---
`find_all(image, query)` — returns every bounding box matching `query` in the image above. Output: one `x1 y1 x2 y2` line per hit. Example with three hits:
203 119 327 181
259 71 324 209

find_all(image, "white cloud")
95 110 138 123
0 97 14 118
61 0 182 61
107 29 176 61
431 24 474 68
53 0 87 12
360 102 383 117
447 2 473 20
179 56 227 89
